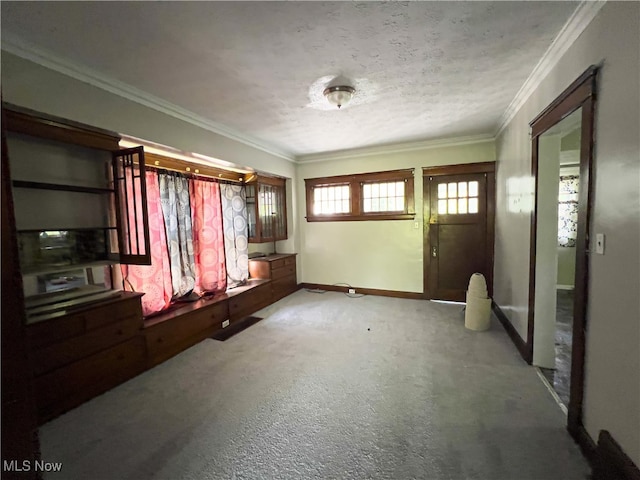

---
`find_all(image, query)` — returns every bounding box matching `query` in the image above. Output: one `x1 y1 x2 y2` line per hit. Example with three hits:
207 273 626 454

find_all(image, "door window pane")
469 198 479 213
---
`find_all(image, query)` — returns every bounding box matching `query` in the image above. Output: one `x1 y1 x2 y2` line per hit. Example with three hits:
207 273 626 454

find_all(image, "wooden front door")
423 163 495 301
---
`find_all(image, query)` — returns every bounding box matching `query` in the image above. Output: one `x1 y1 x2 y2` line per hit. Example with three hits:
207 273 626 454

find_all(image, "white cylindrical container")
465 273 491 331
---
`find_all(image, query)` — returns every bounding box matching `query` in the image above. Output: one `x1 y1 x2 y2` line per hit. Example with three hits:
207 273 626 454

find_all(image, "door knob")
432 246 437 257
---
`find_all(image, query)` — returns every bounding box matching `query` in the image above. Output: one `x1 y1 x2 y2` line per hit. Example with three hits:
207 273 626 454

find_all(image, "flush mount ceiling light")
323 85 356 109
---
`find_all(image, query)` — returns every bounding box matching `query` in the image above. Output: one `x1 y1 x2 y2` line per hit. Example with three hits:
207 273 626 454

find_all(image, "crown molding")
1 34 296 163
495 0 607 137
296 134 495 164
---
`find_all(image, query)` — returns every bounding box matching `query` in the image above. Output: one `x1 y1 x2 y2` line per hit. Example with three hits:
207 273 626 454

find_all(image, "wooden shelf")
12 180 114 194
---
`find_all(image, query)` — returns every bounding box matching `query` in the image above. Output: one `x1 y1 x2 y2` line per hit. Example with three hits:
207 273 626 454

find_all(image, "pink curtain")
190 179 227 294
121 171 173 316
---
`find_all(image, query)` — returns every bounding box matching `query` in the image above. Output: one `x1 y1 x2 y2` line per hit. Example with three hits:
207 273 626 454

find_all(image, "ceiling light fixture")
323 85 356 109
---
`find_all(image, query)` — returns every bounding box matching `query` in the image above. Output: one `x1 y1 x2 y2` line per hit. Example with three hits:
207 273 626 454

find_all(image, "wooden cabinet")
246 175 287 243
3 103 151 282
145 299 229 367
249 254 298 302
25 292 145 423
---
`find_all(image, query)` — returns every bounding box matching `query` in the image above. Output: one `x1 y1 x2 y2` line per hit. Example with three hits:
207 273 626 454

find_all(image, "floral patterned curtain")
189 178 227 294
159 171 196 298
220 184 249 287
558 175 579 247
121 171 173 316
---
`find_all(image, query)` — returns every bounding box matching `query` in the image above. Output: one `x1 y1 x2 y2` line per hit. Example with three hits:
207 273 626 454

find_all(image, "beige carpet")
39 291 590 479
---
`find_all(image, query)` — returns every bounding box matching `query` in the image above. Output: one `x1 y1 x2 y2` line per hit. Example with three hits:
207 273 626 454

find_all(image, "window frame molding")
305 169 415 222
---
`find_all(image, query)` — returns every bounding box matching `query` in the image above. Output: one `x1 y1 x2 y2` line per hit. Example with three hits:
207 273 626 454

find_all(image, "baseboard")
491 301 531 363
300 283 424 300
569 419 597 467
593 430 640 480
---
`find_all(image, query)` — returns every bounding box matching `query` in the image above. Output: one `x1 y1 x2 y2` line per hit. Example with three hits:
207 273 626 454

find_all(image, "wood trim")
422 161 496 176
301 283 424 300
145 151 245 183
593 430 640 480
3 102 121 151
527 65 598 434
1 101 41 477
305 169 414 187
491 301 531 363
254 174 286 187
530 65 598 132
306 213 415 222
305 168 415 222
568 419 598 467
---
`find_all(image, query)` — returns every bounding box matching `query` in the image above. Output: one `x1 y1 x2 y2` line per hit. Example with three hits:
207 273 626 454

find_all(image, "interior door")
424 168 494 301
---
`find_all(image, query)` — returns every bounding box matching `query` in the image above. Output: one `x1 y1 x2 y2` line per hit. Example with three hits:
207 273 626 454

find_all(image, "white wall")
533 134 560 369
296 141 495 292
1 51 301 264
495 2 640 464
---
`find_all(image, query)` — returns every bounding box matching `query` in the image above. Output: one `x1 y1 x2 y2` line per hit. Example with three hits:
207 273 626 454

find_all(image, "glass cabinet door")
247 176 287 243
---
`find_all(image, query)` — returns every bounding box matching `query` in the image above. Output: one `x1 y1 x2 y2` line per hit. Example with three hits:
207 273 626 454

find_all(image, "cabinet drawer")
271 264 296 280
284 255 296 266
27 315 85 350
85 296 143 330
35 336 146 415
270 258 286 270
146 301 228 352
31 316 142 376
229 283 271 319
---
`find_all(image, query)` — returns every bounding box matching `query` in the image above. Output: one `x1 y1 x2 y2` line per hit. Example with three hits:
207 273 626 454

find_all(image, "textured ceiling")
1 1 579 159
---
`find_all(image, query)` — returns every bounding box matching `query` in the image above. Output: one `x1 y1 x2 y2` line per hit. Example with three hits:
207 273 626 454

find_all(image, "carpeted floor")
39 291 590 480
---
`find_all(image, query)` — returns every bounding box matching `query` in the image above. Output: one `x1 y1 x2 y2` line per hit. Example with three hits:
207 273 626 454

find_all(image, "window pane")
438 199 447 214
469 197 479 213
438 183 447 199
458 198 468 214
448 199 457 214
458 182 467 197
397 181 404 196
387 182 395 196
380 183 387 197
314 185 351 214
363 184 371 199
448 182 457 198
363 198 371 212
372 198 379 211
380 198 387 211
372 183 379 197
469 181 479 197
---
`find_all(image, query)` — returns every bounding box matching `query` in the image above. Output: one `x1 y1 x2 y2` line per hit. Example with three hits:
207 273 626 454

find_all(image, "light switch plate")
595 233 605 254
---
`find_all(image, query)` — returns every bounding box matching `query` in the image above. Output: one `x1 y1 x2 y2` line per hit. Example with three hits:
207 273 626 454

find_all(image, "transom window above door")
437 180 479 214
